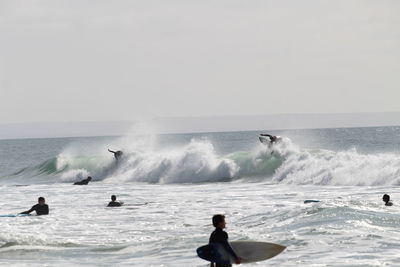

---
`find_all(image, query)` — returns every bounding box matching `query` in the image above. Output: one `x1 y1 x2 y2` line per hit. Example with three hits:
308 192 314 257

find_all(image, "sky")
1 0 400 127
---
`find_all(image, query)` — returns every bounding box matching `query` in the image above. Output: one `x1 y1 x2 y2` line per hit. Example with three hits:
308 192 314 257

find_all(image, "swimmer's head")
383 194 390 203
111 195 116 201
87 176 92 181
38 197 45 204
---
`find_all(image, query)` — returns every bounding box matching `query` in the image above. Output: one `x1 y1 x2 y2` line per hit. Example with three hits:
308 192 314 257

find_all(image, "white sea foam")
8 134 400 186
1 183 399 266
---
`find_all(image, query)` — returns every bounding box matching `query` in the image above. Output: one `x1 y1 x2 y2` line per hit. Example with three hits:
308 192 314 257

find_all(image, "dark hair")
38 197 45 202
111 195 116 201
212 214 225 227
383 194 390 202
87 176 92 180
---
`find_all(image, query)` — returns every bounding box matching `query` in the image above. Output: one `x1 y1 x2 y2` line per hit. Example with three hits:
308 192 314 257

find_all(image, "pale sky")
1 0 400 125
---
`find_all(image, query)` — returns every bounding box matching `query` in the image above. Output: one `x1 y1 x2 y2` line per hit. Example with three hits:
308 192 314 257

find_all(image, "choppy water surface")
1 183 399 266
1 127 400 266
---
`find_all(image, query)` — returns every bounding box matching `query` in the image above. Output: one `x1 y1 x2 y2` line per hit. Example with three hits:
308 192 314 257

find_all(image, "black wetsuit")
109 150 123 160
21 204 49 215
114 151 123 159
107 201 122 207
209 227 237 267
74 179 90 185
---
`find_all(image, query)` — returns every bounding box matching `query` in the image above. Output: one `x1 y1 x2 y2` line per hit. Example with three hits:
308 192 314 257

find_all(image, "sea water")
1 127 400 266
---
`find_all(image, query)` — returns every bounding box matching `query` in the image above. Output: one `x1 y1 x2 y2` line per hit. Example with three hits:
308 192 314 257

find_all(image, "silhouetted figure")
209 214 241 267
20 197 49 215
108 149 123 160
107 195 123 207
259 134 280 144
74 176 92 185
383 194 393 206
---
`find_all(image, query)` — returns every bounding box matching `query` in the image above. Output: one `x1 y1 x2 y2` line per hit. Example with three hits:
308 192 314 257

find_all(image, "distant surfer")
73 176 92 185
108 149 123 160
107 195 123 207
209 214 241 267
259 134 281 144
383 194 393 206
20 197 49 216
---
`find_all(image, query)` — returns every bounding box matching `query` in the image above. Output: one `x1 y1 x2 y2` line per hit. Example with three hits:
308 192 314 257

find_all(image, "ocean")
1 126 400 266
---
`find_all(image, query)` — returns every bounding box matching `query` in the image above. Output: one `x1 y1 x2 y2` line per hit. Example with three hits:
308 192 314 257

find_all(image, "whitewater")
1 127 400 266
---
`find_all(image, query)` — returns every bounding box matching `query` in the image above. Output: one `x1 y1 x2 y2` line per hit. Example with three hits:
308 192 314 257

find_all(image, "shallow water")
1 182 399 266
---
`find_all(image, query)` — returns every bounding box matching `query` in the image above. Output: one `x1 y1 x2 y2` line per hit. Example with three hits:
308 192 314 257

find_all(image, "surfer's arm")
20 206 35 214
108 149 116 154
222 240 239 260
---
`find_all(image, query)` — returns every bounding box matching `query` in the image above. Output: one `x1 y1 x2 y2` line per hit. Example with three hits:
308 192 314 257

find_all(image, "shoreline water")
0 183 399 266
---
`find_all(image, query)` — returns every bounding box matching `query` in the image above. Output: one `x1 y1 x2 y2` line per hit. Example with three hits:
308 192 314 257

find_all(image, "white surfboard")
216 241 286 263
259 135 282 145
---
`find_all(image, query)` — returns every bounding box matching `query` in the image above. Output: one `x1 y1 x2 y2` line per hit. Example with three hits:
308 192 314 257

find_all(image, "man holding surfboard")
197 215 286 265
209 214 241 267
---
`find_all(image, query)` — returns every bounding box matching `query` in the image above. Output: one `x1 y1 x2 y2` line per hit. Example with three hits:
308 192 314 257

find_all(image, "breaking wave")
5 136 400 186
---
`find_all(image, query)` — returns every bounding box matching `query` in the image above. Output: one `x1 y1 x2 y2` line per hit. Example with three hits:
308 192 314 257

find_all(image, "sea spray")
4 131 400 186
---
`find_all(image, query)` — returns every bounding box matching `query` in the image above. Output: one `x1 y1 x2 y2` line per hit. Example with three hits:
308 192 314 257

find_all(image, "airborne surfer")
259 134 280 144
108 149 123 160
20 197 49 216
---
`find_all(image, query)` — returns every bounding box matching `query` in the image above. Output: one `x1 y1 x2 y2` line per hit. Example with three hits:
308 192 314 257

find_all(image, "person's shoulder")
108 202 121 207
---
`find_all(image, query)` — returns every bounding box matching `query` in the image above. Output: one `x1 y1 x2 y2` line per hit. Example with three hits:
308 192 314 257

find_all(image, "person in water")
108 149 123 160
383 194 393 206
73 176 92 185
20 197 49 215
209 214 241 267
107 195 123 207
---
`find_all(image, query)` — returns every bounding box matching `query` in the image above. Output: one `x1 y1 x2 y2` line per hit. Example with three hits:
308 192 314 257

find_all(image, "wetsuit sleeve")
20 205 36 214
222 232 238 259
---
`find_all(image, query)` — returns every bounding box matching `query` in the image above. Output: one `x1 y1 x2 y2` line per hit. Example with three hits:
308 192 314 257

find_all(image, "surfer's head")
38 197 45 205
111 195 117 201
87 176 92 181
383 194 390 204
212 214 226 228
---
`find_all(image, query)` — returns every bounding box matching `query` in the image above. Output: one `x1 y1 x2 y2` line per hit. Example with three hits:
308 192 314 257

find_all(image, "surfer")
107 195 123 207
383 194 393 206
20 197 49 215
259 134 280 144
73 176 92 185
209 214 241 267
108 149 123 160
